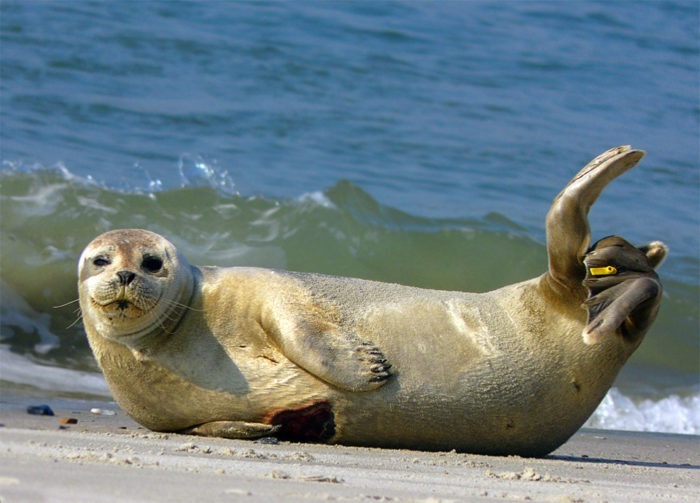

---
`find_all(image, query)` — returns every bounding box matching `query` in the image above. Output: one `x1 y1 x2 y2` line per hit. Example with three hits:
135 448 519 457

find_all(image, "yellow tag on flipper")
589 265 617 276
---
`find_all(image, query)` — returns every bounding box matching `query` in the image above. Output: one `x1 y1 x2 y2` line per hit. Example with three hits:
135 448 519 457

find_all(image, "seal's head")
581 235 667 348
78 229 194 348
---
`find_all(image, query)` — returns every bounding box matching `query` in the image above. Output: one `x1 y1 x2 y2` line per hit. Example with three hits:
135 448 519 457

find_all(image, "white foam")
176 153 237 196
296 191 337 209
0 280 60 354
585 387 700 435
0 346 110 397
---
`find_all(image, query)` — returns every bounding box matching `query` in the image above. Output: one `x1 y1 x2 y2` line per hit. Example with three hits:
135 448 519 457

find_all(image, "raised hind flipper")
545 146 645 292
582 236 666 345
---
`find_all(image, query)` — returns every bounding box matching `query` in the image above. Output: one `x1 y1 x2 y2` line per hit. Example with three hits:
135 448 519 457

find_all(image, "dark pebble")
26 404 54 416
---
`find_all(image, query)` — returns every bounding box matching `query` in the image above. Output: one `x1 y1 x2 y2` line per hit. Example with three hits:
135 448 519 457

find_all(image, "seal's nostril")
117 270 136 285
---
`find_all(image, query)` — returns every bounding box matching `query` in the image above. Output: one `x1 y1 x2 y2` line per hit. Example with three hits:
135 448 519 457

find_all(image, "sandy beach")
0 396 697 502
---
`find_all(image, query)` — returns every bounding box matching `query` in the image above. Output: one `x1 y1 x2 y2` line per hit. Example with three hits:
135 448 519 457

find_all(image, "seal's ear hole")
638 241 668 270
142 255 163 273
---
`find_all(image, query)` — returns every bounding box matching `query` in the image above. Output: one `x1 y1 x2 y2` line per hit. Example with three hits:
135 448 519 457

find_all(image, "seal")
78 145 666 456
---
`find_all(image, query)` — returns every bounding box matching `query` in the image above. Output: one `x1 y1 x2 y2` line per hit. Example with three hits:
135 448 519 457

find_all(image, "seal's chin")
88 296 165 347
89 280 161 322
96 298 145 320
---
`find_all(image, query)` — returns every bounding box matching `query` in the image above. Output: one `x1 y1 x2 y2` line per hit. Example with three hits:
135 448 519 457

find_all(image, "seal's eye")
93 257 110 267
142 256 163 273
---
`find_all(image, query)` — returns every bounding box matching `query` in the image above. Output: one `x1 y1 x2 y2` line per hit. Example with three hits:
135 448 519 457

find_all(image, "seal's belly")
353 298 500 389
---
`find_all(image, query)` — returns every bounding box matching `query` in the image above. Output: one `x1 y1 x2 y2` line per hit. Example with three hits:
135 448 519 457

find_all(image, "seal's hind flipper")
582 236 665 345
546 146 645 292
583 278 661 344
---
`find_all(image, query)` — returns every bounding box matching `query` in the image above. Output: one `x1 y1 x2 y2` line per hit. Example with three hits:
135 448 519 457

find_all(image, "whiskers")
152 298 200 335
53 298 80 309
162 297 203 313
53 298 84 329
156 313 179 336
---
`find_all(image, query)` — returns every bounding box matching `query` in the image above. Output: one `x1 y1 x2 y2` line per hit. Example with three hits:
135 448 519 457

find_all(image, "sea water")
1 1 698 434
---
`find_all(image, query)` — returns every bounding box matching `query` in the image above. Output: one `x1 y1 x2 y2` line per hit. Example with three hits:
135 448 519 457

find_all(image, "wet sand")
0 396 698 502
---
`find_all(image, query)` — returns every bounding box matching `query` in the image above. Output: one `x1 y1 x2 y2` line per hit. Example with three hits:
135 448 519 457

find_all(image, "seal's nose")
117 270 136 285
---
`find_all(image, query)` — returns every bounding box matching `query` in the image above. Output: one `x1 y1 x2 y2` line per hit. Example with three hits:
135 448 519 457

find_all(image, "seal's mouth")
115 300 133 310
91 296 144 319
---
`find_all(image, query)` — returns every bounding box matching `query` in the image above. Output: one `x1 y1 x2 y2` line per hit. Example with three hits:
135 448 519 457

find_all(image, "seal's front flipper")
291 326 392 392
269 317 393 392
582 236 666 345
181 421 280 439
